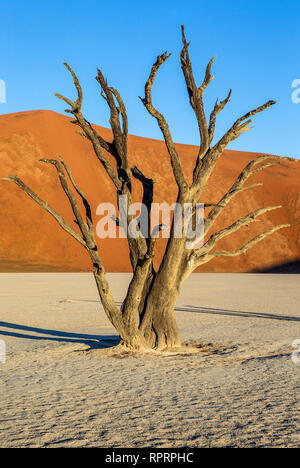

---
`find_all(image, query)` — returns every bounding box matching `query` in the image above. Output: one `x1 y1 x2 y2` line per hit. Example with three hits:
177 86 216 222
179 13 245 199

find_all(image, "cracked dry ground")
0 273 299 448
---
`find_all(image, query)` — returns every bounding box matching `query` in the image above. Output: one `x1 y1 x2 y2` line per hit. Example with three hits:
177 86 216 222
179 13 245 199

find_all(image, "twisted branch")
54 63 122 191
57 155 93 230
179 26 276 193
2 175 87 248
202 205 283 256
204 155 281 234
208 89 232 144
140 52 187 192
212 224 290 257
180 25 214 166
210 100 276 159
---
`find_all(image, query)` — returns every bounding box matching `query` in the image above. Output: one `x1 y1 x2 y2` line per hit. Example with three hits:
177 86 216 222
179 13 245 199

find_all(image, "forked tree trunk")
123 256 182 350
121 304 181 351
93 257 182 351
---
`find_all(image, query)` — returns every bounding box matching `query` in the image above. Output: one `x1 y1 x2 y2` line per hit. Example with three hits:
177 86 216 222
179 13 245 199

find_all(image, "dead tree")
4 27 289 351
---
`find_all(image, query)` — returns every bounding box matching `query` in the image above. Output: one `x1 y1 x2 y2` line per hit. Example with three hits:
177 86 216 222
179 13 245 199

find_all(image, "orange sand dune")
0 110 299 272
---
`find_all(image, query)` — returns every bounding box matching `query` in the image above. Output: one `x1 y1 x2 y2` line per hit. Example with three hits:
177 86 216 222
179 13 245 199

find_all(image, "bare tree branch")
108 86 128 141
55 62 150 271
39 158 96 249
212 224 290 257
140 52 187 192
204 155 281 234
95 69 130 183
179 25 276 194
187 223 290 273
208 89 232 144
3 172 123 334
2 176 87 248
180 25 214 167
131 165 154 243
210 100 276 158
201 205 283 256
54 63 122 191
55 155 93 231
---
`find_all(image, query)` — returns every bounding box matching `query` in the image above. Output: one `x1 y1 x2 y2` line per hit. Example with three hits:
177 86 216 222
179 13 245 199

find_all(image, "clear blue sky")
1 0 300 158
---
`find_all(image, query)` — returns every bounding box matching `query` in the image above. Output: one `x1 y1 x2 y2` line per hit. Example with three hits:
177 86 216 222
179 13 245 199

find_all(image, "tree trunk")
139 272 182 350
119 300 181 351
99 269 182 351
151 304 181 349
122 303 181 351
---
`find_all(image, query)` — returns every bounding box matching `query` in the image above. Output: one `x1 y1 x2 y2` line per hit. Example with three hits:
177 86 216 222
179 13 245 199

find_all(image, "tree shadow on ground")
175 305 300 322
0 321 119 348
1 303 299 350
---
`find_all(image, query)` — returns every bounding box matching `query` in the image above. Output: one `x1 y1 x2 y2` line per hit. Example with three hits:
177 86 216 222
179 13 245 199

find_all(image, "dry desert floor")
0 273 299 448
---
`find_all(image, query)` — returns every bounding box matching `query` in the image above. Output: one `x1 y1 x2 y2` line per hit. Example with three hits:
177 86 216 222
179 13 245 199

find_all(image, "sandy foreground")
0 272 299 448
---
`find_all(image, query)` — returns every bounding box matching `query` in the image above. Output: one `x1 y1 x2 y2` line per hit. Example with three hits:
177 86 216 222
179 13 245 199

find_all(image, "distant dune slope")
0 110 299 272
